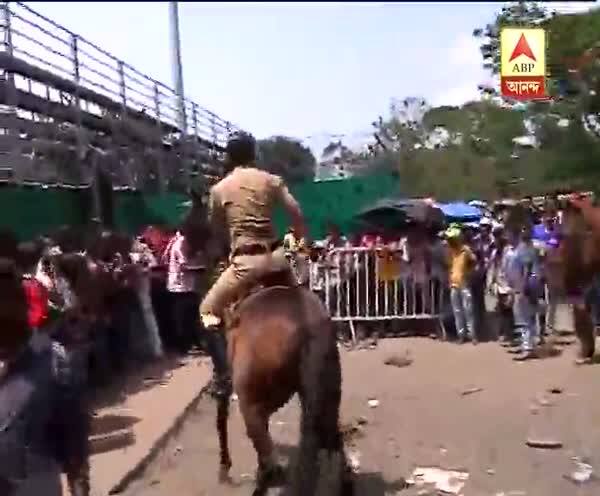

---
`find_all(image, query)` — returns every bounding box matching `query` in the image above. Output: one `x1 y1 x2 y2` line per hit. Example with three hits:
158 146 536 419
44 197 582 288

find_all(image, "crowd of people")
0 128 597 495
0 220 234 496
2 223 230 386
439 195 598 363
300 194 598 363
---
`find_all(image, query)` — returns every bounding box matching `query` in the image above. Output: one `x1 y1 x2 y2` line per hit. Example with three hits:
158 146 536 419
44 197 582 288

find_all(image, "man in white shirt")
131 238 163 358
163 229 198 353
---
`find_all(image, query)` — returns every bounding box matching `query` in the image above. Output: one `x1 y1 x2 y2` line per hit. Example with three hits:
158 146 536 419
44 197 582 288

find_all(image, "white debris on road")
408 466 469 494
347 448 361 473
564 458 594 485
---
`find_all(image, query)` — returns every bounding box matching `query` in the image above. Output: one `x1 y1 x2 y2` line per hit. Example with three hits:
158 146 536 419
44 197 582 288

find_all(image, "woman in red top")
22 274 49 329
17 241 49 330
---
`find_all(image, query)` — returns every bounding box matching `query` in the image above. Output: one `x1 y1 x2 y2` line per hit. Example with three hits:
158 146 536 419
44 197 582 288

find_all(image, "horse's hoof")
341 475 355 495
218 465 232 483
269 463 286 482
257 463 286 487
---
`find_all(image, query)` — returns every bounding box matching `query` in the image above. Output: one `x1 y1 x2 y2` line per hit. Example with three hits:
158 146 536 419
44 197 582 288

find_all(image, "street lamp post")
169 1 186 133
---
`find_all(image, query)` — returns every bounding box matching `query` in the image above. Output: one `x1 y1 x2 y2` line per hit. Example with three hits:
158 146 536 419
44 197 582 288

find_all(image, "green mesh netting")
113 191 188 233
274 173 400 239
1 173 399 241
0 186 188 240
0 186 90 240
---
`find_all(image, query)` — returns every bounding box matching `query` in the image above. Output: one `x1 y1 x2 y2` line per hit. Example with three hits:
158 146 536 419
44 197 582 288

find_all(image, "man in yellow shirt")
446 225 477 344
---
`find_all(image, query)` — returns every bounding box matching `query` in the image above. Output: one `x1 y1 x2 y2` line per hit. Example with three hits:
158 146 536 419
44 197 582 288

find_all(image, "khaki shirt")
208 166 300 252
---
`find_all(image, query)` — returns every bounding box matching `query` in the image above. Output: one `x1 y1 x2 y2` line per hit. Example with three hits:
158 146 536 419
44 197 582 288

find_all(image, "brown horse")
215 275 353 496
555 201 600 363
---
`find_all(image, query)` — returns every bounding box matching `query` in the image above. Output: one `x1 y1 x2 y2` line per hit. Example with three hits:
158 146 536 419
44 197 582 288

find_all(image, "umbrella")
353 201 409 232
399 200 444 226
436 202 483 223
356 198 444 229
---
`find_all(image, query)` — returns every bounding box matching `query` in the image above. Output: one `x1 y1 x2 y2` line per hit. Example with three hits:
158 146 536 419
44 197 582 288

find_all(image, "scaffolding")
0 1 239 193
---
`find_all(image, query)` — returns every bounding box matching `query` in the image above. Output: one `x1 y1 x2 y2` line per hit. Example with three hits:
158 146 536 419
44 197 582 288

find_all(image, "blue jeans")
450 286 475 339
514 293 538 352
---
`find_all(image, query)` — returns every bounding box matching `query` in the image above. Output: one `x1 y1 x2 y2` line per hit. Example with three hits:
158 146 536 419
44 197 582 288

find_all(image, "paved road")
124 306 600 496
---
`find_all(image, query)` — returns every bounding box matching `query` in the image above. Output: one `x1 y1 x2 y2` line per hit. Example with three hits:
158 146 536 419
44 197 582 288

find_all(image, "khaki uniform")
199 166 299 326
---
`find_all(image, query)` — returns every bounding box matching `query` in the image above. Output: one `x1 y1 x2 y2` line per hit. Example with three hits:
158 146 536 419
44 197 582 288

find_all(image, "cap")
48 246 62 256
444 226 462 239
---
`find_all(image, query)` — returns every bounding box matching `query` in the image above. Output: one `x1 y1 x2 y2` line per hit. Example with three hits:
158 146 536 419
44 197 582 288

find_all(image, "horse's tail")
291 297 349 496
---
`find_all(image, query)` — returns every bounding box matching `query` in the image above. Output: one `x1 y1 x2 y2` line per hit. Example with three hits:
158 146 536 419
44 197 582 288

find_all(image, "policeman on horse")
199 131 307 393
198 133 352 496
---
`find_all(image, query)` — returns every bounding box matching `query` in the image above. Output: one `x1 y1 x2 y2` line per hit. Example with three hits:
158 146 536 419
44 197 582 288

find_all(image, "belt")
233 240 281 257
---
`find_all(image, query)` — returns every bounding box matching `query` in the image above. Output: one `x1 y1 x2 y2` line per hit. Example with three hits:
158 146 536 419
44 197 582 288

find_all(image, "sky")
22 1 599 155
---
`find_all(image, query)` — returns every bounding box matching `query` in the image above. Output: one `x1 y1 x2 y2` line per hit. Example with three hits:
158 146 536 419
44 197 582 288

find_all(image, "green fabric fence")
0 186 188 240
274 173 400 239
1 173 399 241
113 191 188 234
0 186 91 240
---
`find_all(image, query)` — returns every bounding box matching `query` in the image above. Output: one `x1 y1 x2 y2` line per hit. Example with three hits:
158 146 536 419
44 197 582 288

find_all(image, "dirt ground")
123 305 600 496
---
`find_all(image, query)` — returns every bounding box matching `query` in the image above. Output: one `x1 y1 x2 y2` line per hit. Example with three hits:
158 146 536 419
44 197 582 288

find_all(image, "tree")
473 2 547 79
318 140 378 178
321 140 354 162
473 3 600 110
256 136 317 183
363 13 600 202
372 97 430 153
472 2 600 187
363 92 566 199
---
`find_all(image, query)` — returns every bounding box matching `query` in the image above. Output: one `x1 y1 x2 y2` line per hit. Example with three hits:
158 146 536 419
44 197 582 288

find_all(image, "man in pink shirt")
360 232 377 248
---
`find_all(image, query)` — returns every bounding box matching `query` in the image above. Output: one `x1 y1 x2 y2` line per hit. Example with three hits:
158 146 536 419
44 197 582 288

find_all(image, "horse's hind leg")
216 392 233 482
238 398 283 492
293 332 353 496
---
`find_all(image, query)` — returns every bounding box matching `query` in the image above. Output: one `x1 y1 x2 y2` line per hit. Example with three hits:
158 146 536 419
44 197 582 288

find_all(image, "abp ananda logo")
500 28 547 100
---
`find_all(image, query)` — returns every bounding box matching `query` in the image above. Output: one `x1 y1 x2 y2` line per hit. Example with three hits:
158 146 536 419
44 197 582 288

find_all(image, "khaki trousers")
200 246 294 319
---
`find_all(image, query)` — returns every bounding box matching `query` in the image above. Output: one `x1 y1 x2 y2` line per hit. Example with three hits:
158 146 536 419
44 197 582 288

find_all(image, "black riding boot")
205 328 232 398
67 459 91 496
69 473 91 496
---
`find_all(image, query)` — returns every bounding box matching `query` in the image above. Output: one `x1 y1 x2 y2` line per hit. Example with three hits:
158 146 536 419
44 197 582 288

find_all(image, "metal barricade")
309 246 448 343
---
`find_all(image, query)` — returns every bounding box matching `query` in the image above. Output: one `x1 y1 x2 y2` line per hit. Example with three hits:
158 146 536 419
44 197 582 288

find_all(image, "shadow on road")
353 472 409 495
244 443 410 496
92 354 193 411
91 413 141 436
90 428 136 455
89 412 141 455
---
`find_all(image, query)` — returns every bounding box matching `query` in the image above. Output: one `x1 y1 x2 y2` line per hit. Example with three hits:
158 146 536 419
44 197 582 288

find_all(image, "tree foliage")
473 2 600 116
310 4 600 200
472 1 546 76
360 92 594 200
469 2 600 191
256 136 317 183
